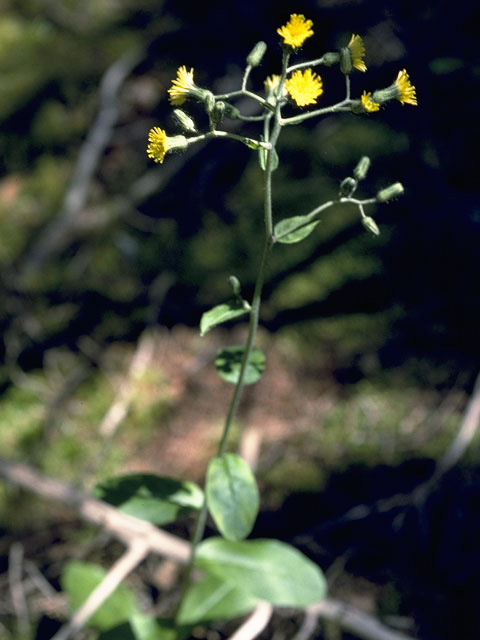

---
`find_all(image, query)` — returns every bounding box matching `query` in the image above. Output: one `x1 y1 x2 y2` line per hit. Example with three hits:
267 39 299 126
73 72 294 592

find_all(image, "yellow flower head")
348 34 367 72
394 69 417 105
168 66 197 106
277 14 314 49
285 68 323 107
146 127 188 164
361 91 380 112
146 127 171 163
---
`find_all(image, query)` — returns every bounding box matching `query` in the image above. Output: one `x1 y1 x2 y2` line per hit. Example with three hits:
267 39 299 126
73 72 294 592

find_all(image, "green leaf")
196 538 327 607
215 346 265 385
176 574 259 625
206 454 259 541
93 474 204 526
274 214 319 244
61 561 139 630
259 146 279 172
200 299 249 336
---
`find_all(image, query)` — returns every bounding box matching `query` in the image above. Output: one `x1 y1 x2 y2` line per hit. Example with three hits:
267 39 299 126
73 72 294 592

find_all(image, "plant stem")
175 51 289 619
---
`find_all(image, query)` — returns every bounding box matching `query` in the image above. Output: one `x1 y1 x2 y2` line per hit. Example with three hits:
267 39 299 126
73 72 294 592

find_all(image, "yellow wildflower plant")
146 127 187 163
348 34 367 72
168 66 201 106
277 14 314 49
394 69 418 105
361 91 380 112
285 68 323 107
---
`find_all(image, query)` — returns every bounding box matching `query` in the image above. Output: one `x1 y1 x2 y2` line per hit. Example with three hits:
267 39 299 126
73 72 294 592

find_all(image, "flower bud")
209 100 226 126
362 216 380 236
323 52 340 67
229 275 241 296
203 91 215 114
353 156 371 181
247 41 267 67
339 176 357 197
224 103 240 119
376 182 404 202
172 109 197 132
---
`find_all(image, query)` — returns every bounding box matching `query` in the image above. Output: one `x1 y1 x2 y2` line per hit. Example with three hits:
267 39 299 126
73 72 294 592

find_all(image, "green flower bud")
203 91 215 114
224 103 240 119
339 176 357 197
323 52 340 67
229 275 241 296
362 216 380 236
376 182 404 202
172 109 197 133
353 156 371 181
340 47 352 75
209 100 226 126
247 41 267 67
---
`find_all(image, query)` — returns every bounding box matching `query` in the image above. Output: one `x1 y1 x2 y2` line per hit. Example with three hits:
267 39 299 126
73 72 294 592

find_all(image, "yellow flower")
348 34 367 72
168 66 197 106
146 127 188 164
361 91 380 112
285 68 323 107
146 127 170 163
277 14 314 49
394 69 417 105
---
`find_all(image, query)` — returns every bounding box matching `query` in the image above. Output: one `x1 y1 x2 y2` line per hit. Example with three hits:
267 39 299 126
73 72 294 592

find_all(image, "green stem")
175 50 289 622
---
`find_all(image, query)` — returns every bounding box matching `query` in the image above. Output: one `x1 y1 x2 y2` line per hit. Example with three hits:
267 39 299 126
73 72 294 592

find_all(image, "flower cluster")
146 13 418 164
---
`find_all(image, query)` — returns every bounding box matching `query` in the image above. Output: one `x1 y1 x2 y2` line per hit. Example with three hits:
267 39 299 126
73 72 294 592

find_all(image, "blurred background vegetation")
1 0 480 638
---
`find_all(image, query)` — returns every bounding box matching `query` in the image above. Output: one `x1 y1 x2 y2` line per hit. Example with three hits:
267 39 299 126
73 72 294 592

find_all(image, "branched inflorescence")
146 13 417 240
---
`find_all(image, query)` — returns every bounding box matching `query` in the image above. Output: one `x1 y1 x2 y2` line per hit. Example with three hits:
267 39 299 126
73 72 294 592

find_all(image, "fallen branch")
0 458 189 564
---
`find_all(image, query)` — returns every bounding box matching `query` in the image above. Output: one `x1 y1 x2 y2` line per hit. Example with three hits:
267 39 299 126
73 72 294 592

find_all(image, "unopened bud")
203 91 215 114
339 176 357 197
173 109 197 132
376 182 404 202
209 100 226 127
323 51 340 67
340 47 352 75
229 275 241 296
362 216 380 236
247 41 267 67
353 156 371 181
224 103 240 119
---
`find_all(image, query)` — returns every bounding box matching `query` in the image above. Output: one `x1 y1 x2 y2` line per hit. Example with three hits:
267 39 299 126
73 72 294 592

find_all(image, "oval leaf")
61 561 139 630
177 574 259 625
93 474 204 525
195 538 327 607
200 299 249 336
274 214 319 244
215 346 266 385
206 454 259 541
